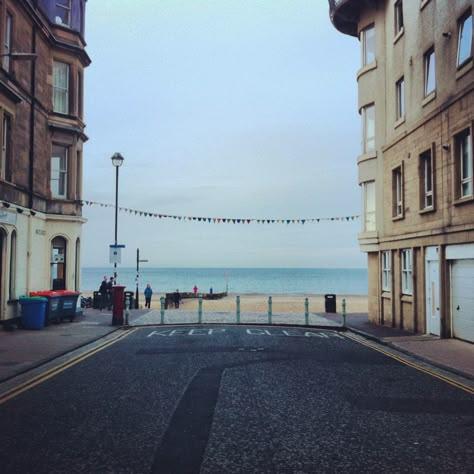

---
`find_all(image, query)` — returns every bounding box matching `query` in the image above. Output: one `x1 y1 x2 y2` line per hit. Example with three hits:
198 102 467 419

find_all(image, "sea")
82 268 368 295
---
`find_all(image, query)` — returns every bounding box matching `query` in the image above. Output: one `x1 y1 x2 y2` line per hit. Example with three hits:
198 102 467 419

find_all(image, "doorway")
425 248 440 336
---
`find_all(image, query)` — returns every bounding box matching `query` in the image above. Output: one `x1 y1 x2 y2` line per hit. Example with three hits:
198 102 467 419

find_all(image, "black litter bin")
324 294 336 313
93 291 101 309
58 291 80 321
124 291 134 310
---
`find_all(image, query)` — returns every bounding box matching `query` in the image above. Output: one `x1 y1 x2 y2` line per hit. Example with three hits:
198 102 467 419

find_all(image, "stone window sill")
419 206 435 215
394 28 404 45
357 61 377 80
454 195 474 206
456 59 473 80
394 116 405 129
422 92 436 107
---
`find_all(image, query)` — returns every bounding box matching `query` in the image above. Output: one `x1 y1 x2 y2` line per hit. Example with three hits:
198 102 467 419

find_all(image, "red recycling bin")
112 285 126 326
30 290 79 324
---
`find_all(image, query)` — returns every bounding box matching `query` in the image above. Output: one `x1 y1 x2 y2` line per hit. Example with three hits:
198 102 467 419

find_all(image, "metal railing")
130 296 348 328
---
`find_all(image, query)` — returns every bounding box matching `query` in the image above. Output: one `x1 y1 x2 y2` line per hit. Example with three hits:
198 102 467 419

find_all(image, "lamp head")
111 152 124 167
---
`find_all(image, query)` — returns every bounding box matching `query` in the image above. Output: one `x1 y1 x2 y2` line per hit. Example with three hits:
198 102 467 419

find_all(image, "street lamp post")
111 152 124 281
135 248 149 309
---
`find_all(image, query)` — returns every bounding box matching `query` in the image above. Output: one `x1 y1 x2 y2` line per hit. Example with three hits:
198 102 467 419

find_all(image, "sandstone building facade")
329 0 474 342
0 0 89 321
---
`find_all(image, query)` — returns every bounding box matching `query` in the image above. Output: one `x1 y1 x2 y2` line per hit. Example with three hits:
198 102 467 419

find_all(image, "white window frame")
1 113 11 181
457 129 473 198
420 148 434 209
53 61 70 114
3 13 12 72
361 25 375 66
382 251 391 292
51 145 68 199
51 237 67 290
55 0 72 27
401 249 412 295
394 0 404 35
362 181 376 232
362 104 375 154
396 77 405 121
457 11 472 67
424 48 435 96
393 166 404 218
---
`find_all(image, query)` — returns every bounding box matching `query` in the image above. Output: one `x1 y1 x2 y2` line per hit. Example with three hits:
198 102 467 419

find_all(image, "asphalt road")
0 325 473 473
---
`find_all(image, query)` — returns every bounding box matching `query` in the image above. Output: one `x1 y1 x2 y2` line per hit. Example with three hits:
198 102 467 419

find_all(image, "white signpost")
109 244 125 264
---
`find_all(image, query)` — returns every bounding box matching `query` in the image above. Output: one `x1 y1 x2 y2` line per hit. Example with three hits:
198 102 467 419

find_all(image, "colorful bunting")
80 200 360 224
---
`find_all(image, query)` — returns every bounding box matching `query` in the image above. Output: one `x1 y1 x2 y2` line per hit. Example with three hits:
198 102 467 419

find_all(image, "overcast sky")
82 0 363 268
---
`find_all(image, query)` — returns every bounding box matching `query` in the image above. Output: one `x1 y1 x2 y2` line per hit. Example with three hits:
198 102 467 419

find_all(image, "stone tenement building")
0 0 89 321
329 0 474 343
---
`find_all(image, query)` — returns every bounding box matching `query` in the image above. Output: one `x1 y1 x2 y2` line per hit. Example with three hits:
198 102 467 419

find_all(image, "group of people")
143 286 180 308
144 285 214 309
98 282 213 310
98 276 115 311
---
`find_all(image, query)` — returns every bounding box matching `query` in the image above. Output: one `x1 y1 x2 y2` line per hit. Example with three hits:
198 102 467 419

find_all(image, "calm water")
82 268 368 295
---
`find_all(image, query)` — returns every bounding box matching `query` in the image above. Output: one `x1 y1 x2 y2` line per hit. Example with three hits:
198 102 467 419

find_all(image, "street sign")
109 244 126 264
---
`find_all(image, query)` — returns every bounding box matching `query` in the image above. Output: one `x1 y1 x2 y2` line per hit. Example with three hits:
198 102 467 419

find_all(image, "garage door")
451 259 474 343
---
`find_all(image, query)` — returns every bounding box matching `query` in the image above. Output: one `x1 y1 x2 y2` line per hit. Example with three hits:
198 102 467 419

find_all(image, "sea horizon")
82 267 369 295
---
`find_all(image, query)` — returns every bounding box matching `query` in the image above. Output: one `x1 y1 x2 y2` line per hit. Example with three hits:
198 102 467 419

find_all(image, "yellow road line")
343 332 474 395
0 328 137 405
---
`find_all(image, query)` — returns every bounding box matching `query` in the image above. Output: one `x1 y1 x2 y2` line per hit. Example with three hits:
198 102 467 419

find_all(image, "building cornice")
48 119 89 142
18 0 91 67
0 79 23 104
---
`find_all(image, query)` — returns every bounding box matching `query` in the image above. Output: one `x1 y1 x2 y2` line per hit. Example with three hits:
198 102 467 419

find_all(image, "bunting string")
81 200 359 225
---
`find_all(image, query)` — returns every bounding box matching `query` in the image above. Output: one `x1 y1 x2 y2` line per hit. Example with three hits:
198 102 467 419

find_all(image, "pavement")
0 306 473 385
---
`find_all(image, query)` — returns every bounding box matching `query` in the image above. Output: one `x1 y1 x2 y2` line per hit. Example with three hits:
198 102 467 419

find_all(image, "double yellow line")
344 332 474 395
0 328 137 405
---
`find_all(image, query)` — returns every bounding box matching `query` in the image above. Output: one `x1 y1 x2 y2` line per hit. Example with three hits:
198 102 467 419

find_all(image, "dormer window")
55 0 72 27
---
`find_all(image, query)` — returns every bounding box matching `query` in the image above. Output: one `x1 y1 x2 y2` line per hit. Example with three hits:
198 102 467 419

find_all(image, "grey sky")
82 0 363 268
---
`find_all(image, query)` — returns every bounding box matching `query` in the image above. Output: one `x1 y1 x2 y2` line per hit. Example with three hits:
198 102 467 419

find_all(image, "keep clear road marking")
147 328 344 338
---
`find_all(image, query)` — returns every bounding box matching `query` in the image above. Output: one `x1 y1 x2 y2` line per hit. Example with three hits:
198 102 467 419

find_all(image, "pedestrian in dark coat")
173 289 181 308
99 276 108 310
106 276 114 310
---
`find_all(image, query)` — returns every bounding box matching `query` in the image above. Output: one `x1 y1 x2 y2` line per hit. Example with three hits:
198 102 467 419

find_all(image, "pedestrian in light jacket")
144 284 153 309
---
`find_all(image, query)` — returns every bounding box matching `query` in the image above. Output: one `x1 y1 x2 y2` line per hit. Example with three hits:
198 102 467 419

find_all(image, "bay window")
53 61 70 114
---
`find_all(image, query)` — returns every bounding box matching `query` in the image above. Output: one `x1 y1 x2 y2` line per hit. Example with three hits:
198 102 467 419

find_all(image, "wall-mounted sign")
0 210 17 225
36 229 46 235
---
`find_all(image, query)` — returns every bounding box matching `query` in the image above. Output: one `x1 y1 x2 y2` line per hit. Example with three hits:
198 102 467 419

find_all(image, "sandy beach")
82 291 367 313
127 293 367 314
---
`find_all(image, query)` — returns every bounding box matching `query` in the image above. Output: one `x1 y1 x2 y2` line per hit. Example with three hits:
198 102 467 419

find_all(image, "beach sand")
150 293 368 313
82 292 367 313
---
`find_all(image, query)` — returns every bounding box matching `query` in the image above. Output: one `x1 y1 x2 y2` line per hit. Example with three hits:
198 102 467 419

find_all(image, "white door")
426 259 440 336
451 259 474 343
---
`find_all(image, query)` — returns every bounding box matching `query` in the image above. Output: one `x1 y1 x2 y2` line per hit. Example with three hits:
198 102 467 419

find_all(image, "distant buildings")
0 0 90 322
329 0 474 342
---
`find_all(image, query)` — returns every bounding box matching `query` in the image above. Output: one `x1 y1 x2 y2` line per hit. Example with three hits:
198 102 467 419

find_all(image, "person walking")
144 284 153 309
106 276 114 310
173 289 181 308
99 276 108 311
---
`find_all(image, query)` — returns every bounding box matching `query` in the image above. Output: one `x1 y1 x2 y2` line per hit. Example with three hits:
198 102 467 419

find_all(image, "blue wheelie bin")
19 296 48 330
